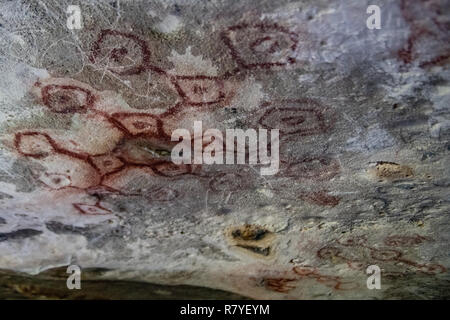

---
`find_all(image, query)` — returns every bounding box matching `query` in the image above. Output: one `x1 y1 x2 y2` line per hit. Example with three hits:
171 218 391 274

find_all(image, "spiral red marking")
257 99 335 137
222 22 299 69
41 85 96 114
90 30 154 76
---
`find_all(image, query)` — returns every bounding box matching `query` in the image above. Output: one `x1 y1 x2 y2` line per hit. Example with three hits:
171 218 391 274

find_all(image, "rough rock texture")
0 267 248 299
0 0 449 299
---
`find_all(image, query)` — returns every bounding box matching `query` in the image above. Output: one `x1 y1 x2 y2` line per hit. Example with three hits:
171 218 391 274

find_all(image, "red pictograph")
14 24 340 214
73 201 112 215
317 235 446 277
222 23 299 70
256 99 335 137
384 234 429 247
292 266 357 291
272 156 341 207
41 84 96 114
110 112 164 137
15 132 57 159
14 79 203 213
264 277 297 293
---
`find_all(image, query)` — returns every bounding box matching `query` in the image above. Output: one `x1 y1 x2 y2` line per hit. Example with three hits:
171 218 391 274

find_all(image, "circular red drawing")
384 235 427 247
41 85 95 114
222 22 299 69
90 30 151 76
257 99 335 137
284 157 340 181
14 131 56 159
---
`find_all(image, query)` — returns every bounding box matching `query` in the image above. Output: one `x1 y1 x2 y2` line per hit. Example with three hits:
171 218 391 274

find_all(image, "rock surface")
0 0 449 299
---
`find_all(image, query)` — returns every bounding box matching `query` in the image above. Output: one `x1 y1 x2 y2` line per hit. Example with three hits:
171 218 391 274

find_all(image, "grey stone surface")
0 0 449 299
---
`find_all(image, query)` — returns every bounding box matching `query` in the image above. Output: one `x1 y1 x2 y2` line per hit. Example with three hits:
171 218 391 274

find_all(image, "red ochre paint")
14 25 339 214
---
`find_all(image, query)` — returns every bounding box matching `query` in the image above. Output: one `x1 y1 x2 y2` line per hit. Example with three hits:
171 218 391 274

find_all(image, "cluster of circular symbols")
13 23 341 214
